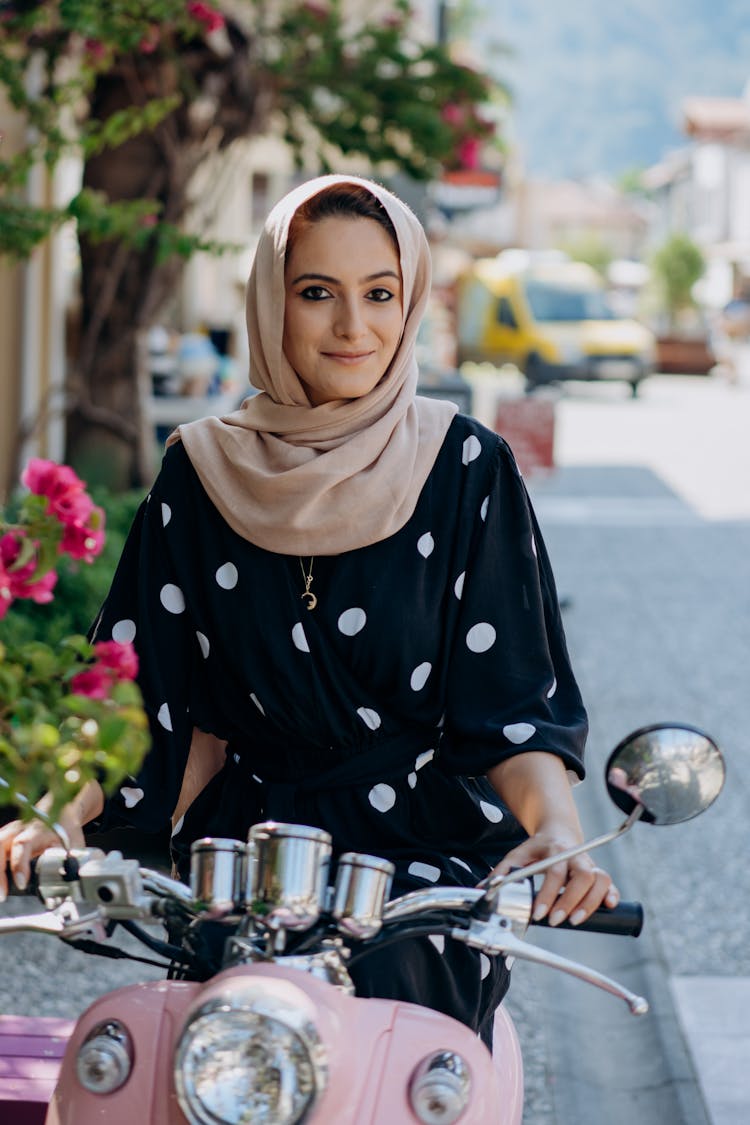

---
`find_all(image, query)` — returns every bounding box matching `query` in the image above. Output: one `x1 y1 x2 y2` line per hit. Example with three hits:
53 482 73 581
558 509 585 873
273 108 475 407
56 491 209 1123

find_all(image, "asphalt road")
0 372 747 1122
507 372 750 1123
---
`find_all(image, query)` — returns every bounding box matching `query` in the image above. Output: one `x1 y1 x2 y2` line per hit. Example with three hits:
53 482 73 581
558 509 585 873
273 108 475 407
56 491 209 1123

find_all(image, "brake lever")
452 914 648 1016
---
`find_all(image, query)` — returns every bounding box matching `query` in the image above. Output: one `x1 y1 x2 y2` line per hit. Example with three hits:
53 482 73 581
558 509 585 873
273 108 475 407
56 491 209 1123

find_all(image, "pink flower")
84 38 107 62
60 511 106 563
70 667 112 701
139 26 161 53
0 532 57 604
0 559 14 620
22 459 92 528
93 641 139 682
441 103 464 127
457 136 481 170
187 1 225 33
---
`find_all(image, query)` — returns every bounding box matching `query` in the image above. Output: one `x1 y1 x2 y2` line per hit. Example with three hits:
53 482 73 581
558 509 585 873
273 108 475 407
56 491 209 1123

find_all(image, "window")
496 296 518 328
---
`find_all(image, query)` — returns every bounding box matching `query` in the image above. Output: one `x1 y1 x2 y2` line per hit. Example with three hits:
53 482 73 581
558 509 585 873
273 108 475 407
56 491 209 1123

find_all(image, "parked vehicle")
0 723 725 1124
457 252 657 395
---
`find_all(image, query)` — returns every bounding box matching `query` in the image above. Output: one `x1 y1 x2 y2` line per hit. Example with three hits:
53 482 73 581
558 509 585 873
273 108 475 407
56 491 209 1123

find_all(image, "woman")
0 175 617 1044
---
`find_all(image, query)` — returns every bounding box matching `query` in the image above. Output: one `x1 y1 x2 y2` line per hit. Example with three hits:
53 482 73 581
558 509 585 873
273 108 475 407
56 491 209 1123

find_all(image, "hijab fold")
168 174 457 555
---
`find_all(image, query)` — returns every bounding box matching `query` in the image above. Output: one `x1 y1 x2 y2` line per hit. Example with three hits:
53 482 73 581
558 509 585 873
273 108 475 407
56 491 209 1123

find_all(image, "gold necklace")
299 556 317 610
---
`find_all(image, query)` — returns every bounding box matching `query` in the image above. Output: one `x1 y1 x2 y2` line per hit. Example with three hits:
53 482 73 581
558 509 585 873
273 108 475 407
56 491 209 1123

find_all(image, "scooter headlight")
409 1051 472 1125
174 992 326 1125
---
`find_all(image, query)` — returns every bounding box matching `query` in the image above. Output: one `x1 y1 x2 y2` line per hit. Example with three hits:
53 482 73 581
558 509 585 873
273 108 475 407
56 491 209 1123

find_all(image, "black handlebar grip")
3 857 40 897
532 899 643 937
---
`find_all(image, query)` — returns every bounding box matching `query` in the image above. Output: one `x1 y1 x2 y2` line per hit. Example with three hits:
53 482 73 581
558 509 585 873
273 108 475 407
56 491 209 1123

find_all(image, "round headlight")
409 1051 472 1125
175 995 325 1125
76 1020 133 1094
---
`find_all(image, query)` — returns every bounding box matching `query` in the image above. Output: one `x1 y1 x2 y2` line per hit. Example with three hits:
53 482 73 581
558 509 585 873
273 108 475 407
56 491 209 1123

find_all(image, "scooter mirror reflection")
605 723 725 825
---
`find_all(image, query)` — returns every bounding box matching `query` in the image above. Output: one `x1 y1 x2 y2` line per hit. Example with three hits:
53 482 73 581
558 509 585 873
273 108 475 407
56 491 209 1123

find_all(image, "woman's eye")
300 286 331 301
367 287 394 302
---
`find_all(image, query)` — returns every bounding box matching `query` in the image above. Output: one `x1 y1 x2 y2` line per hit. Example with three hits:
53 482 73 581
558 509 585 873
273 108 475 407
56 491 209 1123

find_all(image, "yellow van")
456 252 656 396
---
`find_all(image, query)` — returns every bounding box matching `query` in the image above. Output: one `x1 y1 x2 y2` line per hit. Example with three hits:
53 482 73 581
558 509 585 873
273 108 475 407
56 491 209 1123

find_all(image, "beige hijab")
168 174 457 555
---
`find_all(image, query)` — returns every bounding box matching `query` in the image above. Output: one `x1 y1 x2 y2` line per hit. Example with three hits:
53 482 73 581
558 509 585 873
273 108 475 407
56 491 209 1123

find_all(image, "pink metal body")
42 963 524 1124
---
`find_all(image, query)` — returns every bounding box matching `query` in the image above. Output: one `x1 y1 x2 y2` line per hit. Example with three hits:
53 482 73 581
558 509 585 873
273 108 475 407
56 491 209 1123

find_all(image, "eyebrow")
290 270 401 286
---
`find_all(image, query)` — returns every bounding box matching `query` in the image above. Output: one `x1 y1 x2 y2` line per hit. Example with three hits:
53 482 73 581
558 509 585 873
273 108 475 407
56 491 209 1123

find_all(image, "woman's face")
282 215 403 406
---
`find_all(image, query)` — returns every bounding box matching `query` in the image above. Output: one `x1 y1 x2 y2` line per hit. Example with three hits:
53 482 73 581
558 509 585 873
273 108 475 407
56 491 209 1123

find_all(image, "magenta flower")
441 103 464 127
70 667 112 701
60 513 106 563
457 135 481 170
93 641 139 682
0 532 57 604
187 1 225 33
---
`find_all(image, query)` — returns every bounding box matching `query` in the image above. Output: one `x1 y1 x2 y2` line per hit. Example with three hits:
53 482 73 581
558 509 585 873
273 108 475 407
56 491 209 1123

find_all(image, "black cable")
119 919 195 965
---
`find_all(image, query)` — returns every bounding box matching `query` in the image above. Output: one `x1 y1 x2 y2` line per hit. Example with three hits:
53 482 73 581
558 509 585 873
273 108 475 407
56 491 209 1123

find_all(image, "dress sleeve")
89 474 196 833
441 437 587 779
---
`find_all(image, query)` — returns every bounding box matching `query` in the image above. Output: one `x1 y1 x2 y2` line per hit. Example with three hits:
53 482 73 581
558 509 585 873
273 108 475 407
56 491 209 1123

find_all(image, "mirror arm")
479 804 645 893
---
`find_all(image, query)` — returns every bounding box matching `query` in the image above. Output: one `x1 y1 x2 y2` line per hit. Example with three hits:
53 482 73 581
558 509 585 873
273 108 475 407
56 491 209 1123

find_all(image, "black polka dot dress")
91 413 587 1044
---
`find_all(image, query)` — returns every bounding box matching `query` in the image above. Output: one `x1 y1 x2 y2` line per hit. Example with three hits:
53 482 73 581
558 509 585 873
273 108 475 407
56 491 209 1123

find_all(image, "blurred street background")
2 2 750 1122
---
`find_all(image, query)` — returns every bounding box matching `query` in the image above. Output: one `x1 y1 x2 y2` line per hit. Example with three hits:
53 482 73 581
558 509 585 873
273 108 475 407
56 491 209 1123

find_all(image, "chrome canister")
246 821 332 931
190 837 247 915
332 852 395 938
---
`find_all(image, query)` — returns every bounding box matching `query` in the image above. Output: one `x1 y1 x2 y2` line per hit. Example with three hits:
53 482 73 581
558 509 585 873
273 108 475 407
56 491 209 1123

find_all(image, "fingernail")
532 901 549 921
549 908 566 927
606 889 619 905
14 872 26 892
570 909 586 927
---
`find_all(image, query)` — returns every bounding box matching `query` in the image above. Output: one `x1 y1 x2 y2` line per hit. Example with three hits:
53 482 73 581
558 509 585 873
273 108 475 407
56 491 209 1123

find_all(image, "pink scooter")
0 723 725 1125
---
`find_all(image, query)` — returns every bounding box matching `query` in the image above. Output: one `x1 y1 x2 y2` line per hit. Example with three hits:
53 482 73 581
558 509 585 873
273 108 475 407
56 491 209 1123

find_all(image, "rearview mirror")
606 723 725 825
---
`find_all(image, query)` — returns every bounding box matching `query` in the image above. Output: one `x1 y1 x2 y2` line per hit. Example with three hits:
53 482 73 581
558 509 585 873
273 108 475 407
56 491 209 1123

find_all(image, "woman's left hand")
487 830 619 927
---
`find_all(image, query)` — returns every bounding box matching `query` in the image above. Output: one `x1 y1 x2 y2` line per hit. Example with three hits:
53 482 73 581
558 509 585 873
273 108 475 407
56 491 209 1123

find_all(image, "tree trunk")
66 26 266 489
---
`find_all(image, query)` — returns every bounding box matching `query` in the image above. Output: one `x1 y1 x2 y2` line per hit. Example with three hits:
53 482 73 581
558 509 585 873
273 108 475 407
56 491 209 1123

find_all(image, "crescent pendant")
302 591 318 611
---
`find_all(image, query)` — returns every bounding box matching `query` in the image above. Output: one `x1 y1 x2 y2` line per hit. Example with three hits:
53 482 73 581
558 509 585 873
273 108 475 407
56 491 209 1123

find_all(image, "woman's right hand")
0 814 84 899
0 780 103 900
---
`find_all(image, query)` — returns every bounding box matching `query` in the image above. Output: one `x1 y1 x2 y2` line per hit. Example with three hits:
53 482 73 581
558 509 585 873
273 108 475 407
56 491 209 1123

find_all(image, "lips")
322 351 375 363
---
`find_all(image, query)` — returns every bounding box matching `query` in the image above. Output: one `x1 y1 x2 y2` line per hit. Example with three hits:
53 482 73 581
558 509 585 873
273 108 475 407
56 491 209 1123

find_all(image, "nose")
333 296 367 340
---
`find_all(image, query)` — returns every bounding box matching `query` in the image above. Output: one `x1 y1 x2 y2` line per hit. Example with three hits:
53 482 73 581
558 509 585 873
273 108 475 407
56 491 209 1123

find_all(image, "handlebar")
532 899 643 938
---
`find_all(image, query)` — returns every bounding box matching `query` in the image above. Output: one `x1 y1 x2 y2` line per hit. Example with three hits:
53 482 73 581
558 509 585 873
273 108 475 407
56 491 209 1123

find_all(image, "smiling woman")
282 199 404 405
0 175 616 1052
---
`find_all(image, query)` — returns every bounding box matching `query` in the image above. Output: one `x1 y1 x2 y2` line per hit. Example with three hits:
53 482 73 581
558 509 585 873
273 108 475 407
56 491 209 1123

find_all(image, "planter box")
656 336 715 375
0 1016 73 1124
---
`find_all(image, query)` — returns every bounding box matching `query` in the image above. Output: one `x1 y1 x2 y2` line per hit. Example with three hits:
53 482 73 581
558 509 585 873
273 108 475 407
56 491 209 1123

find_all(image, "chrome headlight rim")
174 989 327 1125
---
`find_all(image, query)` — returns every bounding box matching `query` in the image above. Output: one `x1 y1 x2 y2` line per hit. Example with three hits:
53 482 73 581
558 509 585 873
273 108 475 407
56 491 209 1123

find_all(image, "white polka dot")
120 786 144 809
450 856 473 874
480 495 489 521
480 800 504 823
462 435 482 464
410 662 432 692
338 607 367 636
503 722 536 745
506 956 516 970
480 953 491 980
250 692 265 715
233 753 241 764
408 860 441 883
454 571 465 599
466 622 496 653
416 749 435 770
196 631 210 659
292 623 310 652
368 783 396 812
438 712 445 728
357 706 381 730
547 677 557 699
408 772 417 788
157 702 173 731
160 583 185 614
171 815 184 838
112 618 136 643
216 562 238 590
252 773 263 784
428 934 445 954
417 532 435 558
161 502 172 527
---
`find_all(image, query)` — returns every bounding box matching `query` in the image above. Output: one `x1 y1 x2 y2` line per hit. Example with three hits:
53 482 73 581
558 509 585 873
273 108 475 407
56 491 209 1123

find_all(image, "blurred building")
643 83 750 306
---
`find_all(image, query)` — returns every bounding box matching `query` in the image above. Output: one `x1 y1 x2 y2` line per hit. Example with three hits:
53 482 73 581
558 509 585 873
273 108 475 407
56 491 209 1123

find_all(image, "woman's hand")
485 751 619 927
0 780 103 900
488 829 619 927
